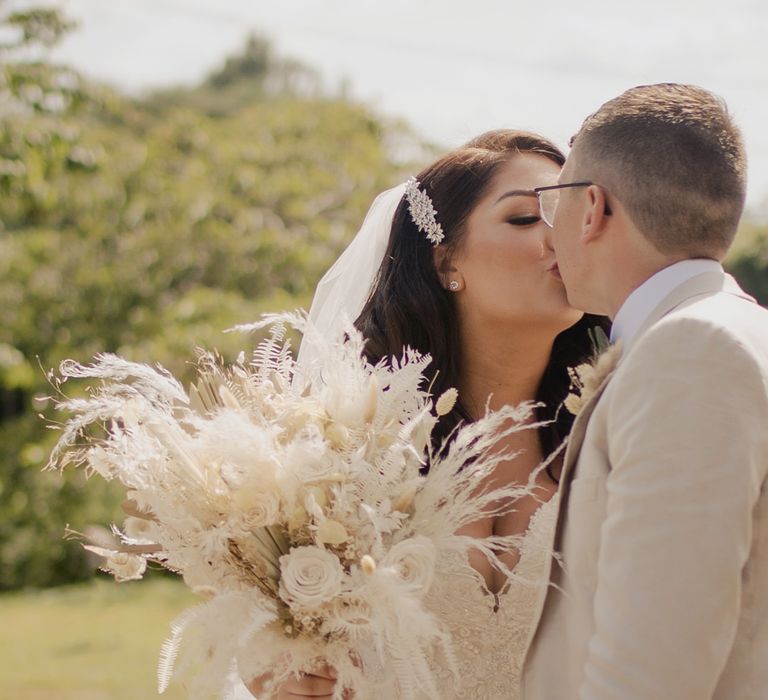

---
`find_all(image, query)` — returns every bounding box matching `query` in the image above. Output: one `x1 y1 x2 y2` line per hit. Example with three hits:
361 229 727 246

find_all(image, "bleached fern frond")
158 602 210 694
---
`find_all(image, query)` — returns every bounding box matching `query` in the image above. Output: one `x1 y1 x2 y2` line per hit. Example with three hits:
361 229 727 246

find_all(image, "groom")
521 83 768 698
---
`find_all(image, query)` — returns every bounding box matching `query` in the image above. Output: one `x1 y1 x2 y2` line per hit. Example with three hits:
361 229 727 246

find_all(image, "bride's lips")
546 263 562 280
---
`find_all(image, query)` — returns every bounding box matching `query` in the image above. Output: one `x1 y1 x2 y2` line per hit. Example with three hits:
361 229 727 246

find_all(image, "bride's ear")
433 246 464 291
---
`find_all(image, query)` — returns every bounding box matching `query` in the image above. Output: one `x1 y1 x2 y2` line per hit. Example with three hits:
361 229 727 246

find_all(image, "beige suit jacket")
521 271 768 699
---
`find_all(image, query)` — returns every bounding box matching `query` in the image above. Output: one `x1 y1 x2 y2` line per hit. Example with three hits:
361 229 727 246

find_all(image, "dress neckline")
462 496 558 612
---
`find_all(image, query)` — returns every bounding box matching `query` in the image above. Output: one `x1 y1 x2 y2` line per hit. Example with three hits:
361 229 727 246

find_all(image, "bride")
241 129 608 698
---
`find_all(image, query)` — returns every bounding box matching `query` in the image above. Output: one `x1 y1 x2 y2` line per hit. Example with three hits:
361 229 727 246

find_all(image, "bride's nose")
540 222 554 255
539 226 555 258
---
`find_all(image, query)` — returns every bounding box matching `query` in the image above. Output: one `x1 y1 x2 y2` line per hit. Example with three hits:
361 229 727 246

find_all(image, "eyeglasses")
533 181 593 228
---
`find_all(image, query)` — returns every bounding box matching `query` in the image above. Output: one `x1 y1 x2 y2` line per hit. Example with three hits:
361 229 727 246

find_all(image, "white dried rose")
279 546 345 609
231 489 280 530
383 536 436 594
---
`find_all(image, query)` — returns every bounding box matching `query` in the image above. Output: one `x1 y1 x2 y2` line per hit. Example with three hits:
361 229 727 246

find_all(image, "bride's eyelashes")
506 214 541 226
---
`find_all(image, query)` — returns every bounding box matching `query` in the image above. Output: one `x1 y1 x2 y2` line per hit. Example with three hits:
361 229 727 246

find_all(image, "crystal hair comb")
404 176 444 245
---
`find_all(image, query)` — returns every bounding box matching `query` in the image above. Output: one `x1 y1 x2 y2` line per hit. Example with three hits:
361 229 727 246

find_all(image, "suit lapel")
520 356 621 674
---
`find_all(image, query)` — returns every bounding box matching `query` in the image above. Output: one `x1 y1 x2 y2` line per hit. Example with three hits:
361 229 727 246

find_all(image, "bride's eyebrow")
493 189 537 206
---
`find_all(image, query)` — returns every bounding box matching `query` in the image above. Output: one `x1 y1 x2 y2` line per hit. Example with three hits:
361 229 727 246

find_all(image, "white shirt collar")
610 259 723 348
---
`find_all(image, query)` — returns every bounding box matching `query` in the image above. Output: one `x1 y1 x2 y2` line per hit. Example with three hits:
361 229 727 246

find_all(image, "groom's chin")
566 291 606 317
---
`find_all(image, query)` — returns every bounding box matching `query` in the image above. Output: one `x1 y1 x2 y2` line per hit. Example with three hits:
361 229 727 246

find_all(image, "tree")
0 9 413 587
725 220 768 307
145 33 321 117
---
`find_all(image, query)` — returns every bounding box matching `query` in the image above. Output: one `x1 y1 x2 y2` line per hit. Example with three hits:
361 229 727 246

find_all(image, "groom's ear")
581 185 612 245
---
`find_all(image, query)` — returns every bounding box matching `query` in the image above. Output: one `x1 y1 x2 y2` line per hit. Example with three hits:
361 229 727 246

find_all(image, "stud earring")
449 280 459 291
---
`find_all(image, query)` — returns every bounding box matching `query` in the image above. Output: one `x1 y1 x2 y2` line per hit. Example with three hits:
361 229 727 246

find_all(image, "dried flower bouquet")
48 313 540 699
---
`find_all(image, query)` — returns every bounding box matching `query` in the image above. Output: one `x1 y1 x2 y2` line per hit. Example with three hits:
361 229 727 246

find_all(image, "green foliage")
0 10 410 588
145 33 321 117
0 3 76 51
725 220 768 306
0 413 125 590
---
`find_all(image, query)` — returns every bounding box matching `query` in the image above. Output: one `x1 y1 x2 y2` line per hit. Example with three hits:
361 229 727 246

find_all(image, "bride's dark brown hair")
355 129 609 459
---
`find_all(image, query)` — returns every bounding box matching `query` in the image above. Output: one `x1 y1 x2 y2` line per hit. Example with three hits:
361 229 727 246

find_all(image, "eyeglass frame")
533 181 594 228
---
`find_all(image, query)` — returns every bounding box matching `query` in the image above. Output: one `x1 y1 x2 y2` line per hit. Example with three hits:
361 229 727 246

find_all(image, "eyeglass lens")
539 189 559 227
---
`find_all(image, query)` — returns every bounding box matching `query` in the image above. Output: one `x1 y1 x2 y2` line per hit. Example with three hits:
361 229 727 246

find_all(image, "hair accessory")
449 280 459 291
405 176 444 245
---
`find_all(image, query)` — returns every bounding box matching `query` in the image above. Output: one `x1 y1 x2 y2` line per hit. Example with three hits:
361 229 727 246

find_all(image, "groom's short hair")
570 83 746 258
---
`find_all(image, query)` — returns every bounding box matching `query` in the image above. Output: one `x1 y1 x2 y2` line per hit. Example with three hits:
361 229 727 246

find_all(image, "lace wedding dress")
226 496 557 700
416 496 557 699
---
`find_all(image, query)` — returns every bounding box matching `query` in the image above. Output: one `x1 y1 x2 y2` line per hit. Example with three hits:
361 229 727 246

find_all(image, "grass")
0 576 198 700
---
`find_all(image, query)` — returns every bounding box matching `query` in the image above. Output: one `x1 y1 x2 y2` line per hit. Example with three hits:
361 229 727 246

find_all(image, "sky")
47 0 768 216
